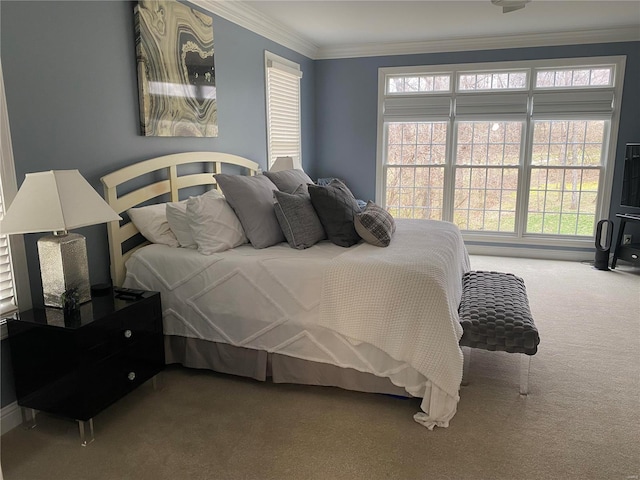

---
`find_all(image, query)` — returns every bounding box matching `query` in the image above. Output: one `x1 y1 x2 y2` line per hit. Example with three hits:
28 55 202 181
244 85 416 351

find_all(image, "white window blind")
532 90 615 115
455 92 529 116
0 177 17 317
384 96 452 119
265 52 302 169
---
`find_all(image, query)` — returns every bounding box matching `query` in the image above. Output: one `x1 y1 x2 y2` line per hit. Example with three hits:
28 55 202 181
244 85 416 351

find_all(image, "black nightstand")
7 290 164 446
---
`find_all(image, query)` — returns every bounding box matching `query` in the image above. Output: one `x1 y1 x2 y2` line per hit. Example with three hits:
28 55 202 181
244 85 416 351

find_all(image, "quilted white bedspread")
319 219 470 429
123 219 469 429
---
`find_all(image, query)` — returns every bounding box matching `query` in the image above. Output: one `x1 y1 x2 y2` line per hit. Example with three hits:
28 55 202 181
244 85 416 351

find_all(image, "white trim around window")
376 56 626 256
0 59 32 339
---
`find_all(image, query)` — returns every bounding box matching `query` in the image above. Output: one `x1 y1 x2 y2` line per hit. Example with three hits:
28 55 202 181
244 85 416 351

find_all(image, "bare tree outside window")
453 121 522 232
385 122 447 219
535 67 613 88
528 120 604 235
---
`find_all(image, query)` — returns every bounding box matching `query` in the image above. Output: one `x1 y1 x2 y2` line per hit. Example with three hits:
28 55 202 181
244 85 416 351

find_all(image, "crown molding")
316 26 640 60
188 2 639 61
190 0 319 59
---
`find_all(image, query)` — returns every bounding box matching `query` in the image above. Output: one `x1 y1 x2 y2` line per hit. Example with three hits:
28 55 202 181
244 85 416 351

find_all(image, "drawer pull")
128 371 136 381
124 329 132 339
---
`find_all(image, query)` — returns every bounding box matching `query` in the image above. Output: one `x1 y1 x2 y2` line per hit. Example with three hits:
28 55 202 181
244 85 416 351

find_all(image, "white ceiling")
236 0 640 58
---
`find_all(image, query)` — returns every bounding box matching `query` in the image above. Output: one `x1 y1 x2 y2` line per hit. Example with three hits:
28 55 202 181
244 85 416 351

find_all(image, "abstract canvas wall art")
135 0 217 137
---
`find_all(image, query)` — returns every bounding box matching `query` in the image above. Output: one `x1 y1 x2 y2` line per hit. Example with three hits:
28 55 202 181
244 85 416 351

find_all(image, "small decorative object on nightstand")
7 290 164 446
62 287 81 326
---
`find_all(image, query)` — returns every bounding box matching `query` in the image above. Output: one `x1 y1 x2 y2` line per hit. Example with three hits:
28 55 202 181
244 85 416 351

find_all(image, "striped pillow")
354 201 396 247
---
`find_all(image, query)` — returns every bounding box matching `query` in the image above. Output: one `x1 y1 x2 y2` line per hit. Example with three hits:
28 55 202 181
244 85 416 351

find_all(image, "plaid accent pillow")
354 201 396 247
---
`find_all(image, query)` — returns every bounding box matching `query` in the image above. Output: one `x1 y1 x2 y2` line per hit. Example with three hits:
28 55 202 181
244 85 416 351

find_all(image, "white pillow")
166 200 196 248
128 204 179 247
187 189 247 255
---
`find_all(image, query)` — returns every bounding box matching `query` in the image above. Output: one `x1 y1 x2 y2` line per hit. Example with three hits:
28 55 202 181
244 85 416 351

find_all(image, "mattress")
123 219 470 428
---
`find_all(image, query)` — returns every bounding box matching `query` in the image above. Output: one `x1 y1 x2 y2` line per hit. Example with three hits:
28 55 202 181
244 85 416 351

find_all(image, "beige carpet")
1 256 638 480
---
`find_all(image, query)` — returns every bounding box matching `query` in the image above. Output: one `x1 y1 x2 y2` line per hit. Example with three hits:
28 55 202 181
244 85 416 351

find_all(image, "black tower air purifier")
594 219 613 270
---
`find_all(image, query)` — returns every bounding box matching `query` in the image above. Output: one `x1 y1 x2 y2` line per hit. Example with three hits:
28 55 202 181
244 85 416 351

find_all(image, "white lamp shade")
270 156 301 172
0 170 122 235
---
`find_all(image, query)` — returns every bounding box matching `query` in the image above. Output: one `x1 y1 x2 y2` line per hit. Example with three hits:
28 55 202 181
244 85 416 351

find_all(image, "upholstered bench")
458 270 540 395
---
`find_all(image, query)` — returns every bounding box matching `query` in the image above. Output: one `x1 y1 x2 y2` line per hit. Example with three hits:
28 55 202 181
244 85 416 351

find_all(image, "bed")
100 152 470 429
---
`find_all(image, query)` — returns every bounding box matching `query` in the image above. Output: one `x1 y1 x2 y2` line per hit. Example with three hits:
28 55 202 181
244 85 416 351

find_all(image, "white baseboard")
1 402 22 435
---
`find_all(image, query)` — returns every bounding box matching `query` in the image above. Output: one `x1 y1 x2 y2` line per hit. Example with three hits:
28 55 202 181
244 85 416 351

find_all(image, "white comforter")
320 219 470 428
123 219 470 429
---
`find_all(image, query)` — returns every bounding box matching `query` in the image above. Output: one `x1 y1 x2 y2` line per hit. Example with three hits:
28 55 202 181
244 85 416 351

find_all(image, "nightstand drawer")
121 310 161 344
76 317 120 352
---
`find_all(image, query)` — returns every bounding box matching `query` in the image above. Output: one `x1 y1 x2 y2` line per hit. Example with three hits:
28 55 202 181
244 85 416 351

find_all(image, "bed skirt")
164 335 412 397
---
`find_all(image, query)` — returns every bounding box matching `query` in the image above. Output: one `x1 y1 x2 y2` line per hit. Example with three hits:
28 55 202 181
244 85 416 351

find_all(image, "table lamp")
270 156 301 172
0 170 122 308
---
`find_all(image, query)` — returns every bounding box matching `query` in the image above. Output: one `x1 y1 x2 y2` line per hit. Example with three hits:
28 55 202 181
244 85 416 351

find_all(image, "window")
458 70 528 91
265 51 302 169
385 121 447 220
377 57 625 248
535 66 613 88
0 61 30 326
387 74 451 94
0 177 16 316
527 119 604 236
453 121 522 232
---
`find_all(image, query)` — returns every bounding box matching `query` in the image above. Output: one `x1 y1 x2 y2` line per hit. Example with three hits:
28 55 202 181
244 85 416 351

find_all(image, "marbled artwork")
135 0 217 137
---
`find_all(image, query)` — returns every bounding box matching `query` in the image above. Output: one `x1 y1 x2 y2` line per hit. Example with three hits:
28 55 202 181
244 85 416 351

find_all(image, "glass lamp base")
37 233 91 308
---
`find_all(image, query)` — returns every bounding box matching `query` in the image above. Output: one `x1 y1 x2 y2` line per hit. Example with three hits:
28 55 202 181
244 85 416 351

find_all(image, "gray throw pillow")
273 185 326 249
263 169 313 194
213 174 285 249
354 201 396 247
308 179 361 247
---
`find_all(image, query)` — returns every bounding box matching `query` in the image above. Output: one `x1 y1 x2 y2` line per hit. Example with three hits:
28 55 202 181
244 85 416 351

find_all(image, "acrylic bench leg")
461 346 471 386
78 418 95 447
519 354 531 396
21 408 37 429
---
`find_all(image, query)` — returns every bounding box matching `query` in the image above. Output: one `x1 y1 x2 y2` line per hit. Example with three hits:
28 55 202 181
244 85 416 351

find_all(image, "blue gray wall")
315 42 640 240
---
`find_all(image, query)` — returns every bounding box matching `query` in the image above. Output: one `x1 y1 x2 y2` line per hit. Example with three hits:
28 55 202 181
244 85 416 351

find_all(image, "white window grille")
387 74 451 94
458 70 528 91
453 121 523 232
527 119 605 236
535 66 614 88
265 51 302 169
385 121 448 220
377 57 625 248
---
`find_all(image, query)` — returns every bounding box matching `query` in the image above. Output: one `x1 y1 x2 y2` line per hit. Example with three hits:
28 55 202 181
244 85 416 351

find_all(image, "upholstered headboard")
100 152 259 286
